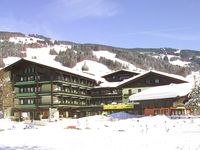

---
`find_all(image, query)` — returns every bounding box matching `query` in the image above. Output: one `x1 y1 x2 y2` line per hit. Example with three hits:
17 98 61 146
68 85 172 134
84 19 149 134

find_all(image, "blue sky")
1 0 200 50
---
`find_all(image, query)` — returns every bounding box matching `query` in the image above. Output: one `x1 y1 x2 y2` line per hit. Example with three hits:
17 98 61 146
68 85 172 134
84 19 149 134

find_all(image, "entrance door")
161 108 169 115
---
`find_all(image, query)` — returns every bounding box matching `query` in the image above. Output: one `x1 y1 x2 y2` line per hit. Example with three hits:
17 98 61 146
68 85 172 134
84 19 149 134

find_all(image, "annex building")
3 58 191 120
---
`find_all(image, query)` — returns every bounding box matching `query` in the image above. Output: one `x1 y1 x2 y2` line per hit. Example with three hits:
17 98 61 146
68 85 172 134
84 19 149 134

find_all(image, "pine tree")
163 55 169 62
185 79 200 115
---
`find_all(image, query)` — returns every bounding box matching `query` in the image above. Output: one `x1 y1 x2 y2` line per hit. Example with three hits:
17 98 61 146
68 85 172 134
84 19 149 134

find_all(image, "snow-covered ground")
153 54 191 67
26 47 56 61
165 54 190 67
186 71 200 84
169 59 191 67
52 44 71 53
3 57 21 67
0 115 200 150
9 36 44 44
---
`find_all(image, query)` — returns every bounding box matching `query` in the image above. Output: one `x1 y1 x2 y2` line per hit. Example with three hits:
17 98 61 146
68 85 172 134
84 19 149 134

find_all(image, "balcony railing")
15 104 36 108
16 93 36 97
15 81 36 86
91 94 122 99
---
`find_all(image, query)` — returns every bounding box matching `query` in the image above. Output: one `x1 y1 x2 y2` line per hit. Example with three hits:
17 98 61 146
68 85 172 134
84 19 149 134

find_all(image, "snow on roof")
6 58 100 82
118 70 189 87
101 69 140 77
94 81 121 88
129 83 193 101
95 69 189 88
149 70 189 82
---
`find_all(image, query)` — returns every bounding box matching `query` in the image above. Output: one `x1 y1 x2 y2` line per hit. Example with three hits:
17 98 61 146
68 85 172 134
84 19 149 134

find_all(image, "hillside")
0 31 200 78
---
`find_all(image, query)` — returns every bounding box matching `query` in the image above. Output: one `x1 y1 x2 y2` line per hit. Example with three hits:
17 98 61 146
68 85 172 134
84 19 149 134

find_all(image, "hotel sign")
103 104 134 110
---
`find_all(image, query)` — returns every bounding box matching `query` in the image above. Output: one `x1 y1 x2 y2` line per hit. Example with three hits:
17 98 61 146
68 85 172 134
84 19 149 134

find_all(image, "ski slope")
93 50 138 70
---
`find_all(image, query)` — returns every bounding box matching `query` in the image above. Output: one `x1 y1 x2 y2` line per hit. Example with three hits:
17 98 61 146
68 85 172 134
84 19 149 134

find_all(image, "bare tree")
0 70 14 118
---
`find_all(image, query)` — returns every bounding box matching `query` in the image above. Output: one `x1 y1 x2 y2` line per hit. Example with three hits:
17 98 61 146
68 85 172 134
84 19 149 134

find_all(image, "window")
74 89 78 94
154 109 160 115
36 99 41 105
87 81 91 86
24 88 27 93
155 79 160 84
30 76 34 80
27 77 30 81
24 68 28 73
65 76 70 81
64 87 69 92
20 77 24 81
120 76 129 81
128 89 132 96
30 87 34 92
31 99 34 104
145 79 150 84
31 67 35 73
20 100 23 104
38 86 41 92
65 99 70 104
19 98 36 105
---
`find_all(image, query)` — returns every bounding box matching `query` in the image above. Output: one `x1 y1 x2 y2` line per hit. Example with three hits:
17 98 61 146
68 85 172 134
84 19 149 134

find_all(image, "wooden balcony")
15 81 36 86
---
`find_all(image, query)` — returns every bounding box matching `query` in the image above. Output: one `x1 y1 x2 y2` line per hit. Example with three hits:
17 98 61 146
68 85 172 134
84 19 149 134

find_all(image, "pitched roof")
4 58 99 82
94 81 121 88
96 70 188 88
118 70 189 87
129 83 192 101
101 69 140 78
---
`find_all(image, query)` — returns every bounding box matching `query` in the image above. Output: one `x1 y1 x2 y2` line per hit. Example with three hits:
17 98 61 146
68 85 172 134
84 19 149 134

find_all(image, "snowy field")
0 115 200 150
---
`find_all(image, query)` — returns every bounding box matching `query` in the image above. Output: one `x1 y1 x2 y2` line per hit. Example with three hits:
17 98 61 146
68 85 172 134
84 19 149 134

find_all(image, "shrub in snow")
109 112 141 120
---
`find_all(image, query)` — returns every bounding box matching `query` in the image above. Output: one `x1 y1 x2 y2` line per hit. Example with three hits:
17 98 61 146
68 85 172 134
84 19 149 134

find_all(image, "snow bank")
0 115 200 150
0 119 14 130
109 111 142 120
